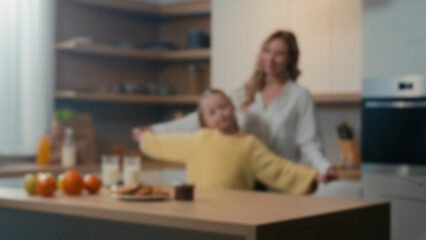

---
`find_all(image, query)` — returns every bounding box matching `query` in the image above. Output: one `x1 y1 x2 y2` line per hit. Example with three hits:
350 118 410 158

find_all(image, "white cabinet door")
330 0 362 93
289 0 332 94
290 0 361 94
363 174 426 240
212 0 253 91
363 0 426 78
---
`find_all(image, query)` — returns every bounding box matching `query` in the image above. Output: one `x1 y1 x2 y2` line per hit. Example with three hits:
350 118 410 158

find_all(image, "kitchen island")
0 185 389 240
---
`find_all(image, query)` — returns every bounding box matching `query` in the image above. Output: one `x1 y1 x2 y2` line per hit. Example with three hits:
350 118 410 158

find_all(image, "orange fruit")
62 170 84 196
83 174 102 194
36 173 56 197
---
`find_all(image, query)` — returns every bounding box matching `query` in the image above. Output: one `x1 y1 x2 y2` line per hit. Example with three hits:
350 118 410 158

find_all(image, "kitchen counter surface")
0 162 360 179
0 186 389 240
0 161 184 177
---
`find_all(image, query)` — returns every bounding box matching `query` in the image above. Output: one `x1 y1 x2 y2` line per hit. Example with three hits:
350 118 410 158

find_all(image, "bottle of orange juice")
36 136 51 165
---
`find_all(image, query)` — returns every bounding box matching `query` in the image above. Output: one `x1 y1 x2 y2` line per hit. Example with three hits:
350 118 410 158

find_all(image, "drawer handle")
365 101 426 109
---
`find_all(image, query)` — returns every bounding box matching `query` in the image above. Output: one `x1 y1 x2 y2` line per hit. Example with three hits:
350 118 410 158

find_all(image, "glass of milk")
101 155 119 187
123 156 141 186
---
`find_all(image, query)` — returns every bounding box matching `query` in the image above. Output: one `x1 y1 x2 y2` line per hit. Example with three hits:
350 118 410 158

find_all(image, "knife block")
338 139 361 168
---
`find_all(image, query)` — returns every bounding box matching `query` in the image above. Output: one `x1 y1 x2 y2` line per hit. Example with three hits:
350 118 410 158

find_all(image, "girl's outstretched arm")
140 131 199 163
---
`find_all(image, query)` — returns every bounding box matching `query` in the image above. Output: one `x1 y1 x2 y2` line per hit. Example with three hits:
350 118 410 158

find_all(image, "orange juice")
36 136 50 165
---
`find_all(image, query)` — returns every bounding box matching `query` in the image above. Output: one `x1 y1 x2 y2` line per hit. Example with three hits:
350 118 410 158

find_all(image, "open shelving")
56 91 360 105
55 90 200 104
313 93 361 104
56 41 210 61
55 0 211 153
71 0 211 17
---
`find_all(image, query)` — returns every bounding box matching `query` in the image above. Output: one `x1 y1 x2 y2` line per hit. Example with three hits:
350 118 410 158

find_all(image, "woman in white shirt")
133 30 337 183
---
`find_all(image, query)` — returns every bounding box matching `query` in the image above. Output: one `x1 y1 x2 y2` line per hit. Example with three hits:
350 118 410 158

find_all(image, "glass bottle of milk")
61 128 76 168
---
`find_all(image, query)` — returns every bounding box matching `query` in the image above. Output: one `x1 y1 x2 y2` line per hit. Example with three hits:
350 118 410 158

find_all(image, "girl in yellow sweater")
140 89 327 195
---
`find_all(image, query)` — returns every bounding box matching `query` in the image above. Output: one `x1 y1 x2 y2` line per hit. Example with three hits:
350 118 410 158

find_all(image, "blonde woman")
133 30 337 183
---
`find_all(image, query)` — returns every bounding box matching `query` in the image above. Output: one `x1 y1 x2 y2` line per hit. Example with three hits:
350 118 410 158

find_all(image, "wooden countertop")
335 166 361 179
0 186 387 239
0 163 360 180
0 161 184 177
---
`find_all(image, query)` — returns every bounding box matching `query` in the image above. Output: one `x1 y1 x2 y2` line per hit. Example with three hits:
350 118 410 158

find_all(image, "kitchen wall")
363 0 426 78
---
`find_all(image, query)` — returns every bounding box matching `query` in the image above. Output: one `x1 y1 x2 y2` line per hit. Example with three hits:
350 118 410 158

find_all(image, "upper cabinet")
329 0 361 94
290 0 332 94
363 0 426 78
211 0 253 91
212 0 361 95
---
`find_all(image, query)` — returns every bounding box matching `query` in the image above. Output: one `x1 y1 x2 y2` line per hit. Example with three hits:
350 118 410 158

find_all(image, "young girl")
140 89 321 195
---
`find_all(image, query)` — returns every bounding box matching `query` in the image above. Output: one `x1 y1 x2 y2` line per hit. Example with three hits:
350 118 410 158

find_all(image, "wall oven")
362 75 426 165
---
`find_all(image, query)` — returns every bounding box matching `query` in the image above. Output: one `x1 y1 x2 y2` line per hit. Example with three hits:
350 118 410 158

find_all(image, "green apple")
22 173 37 195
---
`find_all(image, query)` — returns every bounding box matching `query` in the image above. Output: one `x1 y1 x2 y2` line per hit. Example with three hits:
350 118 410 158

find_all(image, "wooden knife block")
338 139 361 168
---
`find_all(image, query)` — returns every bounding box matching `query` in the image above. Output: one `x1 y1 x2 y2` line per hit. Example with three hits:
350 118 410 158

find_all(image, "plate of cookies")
110 183 170 201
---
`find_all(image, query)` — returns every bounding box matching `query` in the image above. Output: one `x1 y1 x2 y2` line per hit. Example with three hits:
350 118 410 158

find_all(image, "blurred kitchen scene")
0 0 425 240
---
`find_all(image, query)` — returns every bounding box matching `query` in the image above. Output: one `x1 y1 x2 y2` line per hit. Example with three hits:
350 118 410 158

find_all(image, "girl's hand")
132 126 152 142
316 167 338 183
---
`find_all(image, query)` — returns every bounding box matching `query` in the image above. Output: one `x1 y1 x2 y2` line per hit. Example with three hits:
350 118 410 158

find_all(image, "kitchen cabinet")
314 171 426 240
363 0 426 78
212 0 361 95
329 0 361 93
363 174 426 240
211 0 253 91
290 0 332 94
0 186 389 240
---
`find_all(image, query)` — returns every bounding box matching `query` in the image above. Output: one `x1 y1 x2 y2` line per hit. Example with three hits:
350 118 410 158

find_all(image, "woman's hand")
316 167 338 184
132 126 152 142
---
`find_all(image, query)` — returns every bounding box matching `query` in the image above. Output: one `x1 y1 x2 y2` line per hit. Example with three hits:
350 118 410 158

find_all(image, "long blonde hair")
241 30 301 111
198 89 239 131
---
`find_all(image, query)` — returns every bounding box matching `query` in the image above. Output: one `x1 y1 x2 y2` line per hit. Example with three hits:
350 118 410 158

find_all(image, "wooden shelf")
160 1 211 16
56 41 210 61
56 90 360 105
313 93 361 104
71 0 211 17
55 90 199 104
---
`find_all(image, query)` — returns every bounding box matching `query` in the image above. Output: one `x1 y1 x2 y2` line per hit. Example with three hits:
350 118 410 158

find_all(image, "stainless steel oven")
362 75 426 165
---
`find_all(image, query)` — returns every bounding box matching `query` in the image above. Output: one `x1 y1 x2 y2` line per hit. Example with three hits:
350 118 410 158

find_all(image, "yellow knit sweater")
140 129 317 195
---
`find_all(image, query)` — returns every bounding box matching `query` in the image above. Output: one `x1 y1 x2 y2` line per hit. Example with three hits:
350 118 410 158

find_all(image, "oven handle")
365 100 426 108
